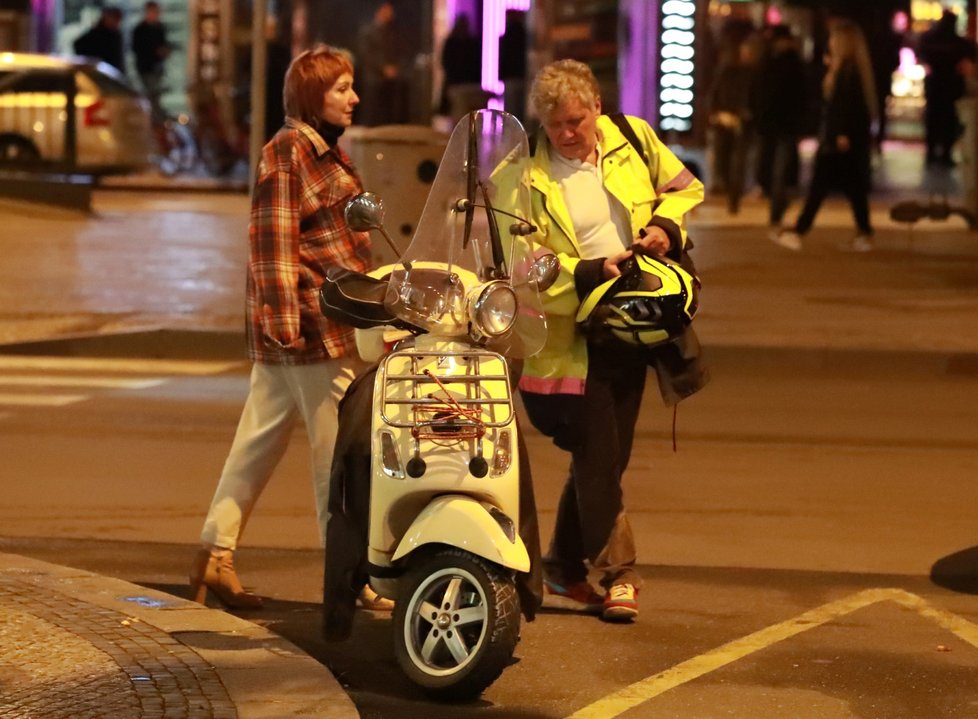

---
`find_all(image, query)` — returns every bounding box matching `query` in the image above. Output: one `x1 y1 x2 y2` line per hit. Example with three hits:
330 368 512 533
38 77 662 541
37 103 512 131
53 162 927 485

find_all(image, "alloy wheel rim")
404 566 488 677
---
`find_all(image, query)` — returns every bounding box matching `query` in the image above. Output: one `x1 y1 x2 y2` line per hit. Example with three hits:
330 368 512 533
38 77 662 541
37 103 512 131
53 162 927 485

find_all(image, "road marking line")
565 588 978 719
0 393 85 407
0 356 244 375
0 375 165 389
886 589 978 649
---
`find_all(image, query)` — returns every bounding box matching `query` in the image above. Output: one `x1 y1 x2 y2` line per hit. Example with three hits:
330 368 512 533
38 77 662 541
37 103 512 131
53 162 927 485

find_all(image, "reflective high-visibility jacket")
519 114 704 396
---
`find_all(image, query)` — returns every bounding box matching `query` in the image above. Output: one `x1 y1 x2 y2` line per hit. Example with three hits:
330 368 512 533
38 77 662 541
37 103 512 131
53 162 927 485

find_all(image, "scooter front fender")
391 495 530 573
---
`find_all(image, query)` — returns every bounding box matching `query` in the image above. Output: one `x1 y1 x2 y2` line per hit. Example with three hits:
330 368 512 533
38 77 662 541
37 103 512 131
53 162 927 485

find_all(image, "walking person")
499 10 529 121
869 15 903 154
438 13 482 121
355 2 406 126
518 59 706 622
189 45 392 612
755 25 807 235
772 19 877 252
131 1 172 122
917 9 975 167
706 38 759 214
73 6 125 74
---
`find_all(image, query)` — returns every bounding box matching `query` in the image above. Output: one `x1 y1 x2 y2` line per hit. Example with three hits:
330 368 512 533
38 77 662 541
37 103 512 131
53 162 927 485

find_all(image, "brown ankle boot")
356 584 394 611
189 547 263 609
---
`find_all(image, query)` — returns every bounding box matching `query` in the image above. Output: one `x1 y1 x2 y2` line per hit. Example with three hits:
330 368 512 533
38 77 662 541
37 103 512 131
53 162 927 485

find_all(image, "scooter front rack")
380 348 514 432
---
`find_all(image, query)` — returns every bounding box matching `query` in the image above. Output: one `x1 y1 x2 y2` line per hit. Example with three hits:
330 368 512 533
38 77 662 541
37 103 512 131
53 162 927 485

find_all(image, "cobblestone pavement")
0 554 357 719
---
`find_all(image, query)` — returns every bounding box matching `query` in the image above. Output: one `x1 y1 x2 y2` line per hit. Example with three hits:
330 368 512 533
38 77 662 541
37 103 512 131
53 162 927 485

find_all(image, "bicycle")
152 112 197 176
192 83 249 177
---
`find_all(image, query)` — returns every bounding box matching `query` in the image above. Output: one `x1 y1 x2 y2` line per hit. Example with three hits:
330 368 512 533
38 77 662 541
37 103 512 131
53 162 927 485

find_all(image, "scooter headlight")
468 281 517 338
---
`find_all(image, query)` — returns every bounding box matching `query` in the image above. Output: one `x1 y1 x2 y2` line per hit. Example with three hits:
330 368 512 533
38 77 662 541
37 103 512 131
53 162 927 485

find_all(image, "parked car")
0 52 151 174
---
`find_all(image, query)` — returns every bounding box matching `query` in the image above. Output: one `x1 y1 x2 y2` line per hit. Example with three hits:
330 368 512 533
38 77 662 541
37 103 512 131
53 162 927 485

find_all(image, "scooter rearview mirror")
527 253 560 292
344 192 409 269
344 191 386 232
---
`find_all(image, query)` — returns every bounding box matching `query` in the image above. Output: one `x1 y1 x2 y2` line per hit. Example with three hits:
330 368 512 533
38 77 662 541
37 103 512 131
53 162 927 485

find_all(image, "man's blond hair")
529 59 600 121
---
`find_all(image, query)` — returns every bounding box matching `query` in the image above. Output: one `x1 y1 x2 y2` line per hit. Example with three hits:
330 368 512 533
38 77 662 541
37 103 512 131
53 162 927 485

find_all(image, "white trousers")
199 358 364 550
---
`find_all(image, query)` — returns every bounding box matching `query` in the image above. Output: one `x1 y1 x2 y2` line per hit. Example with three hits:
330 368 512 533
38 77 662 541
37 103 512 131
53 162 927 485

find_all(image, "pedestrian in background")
499 10 529 121
869 13 903 154
755 25 807 235
189 45 393 612
917 9 976 167
131 1 171 122
706 38 759 214
519 59 706 623
438 13 482 121
356 2 406 126
74 6 125 74
773 19 877 253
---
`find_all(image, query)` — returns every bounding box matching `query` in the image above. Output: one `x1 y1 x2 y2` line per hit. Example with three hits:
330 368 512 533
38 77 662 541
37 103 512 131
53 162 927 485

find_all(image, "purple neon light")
619 0 659 119
32 0 55 52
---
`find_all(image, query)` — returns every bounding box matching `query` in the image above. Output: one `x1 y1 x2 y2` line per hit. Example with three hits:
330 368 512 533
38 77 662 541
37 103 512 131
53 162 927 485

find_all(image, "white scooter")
320 110 558 699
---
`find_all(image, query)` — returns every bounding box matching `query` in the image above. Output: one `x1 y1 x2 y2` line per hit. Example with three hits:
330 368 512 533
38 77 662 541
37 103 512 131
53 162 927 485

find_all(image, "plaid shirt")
246 118 372 365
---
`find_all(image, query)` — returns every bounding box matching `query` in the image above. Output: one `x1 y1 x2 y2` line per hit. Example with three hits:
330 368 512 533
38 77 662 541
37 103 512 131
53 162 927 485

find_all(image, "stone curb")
0 552 358 719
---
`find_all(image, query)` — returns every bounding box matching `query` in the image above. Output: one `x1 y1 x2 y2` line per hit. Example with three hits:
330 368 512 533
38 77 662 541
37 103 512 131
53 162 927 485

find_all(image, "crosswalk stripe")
0 375 165 390
0 393 85 407
0 356 244 375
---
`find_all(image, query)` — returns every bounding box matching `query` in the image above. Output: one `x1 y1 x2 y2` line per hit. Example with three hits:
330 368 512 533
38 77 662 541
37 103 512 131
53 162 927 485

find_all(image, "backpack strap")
607 112 648 165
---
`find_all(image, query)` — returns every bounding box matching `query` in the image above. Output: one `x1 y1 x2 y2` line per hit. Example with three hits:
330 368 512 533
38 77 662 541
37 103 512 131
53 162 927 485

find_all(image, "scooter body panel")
368 337 521 565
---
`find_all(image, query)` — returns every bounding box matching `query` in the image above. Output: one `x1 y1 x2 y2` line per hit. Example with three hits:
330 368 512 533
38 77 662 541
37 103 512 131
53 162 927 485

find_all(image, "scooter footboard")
391 495 529 573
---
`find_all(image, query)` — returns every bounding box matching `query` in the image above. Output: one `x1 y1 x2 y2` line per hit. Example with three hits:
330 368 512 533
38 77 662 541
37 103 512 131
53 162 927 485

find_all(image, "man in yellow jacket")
519 59 705 622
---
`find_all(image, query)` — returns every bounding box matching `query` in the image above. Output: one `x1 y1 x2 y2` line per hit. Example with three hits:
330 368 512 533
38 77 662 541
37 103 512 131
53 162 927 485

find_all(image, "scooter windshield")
384 110 547 359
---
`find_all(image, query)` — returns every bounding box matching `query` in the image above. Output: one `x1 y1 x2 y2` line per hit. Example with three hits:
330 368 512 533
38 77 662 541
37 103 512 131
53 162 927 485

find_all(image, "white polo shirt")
548 140 631 260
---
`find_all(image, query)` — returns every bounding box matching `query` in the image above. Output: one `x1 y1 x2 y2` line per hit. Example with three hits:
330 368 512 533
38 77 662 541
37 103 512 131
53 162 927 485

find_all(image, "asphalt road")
1 336 977 718
2 184 978 717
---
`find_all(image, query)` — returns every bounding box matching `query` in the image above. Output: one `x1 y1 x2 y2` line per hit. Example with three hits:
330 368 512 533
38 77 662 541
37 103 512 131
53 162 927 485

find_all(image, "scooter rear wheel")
393 548 520 700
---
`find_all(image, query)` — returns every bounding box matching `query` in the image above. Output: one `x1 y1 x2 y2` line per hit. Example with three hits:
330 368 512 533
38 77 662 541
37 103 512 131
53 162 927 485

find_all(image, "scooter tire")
393 547 520 700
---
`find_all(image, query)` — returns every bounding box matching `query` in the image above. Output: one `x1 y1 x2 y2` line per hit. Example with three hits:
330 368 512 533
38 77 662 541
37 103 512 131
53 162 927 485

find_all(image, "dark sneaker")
602 583 639 622
543 579 604 614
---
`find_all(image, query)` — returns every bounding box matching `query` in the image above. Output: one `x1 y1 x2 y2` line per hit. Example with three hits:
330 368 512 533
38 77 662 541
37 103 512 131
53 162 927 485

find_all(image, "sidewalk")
0 552 357 719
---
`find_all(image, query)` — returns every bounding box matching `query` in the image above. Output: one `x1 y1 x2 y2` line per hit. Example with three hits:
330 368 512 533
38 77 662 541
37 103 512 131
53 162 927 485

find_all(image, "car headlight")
468 281 517 338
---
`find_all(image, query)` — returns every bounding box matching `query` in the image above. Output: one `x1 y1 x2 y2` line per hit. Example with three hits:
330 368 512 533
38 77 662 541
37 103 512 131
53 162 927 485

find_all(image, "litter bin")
340 125 449 266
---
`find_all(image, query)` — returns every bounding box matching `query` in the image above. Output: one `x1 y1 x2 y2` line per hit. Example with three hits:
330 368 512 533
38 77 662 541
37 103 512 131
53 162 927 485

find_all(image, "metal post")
249 0 268 193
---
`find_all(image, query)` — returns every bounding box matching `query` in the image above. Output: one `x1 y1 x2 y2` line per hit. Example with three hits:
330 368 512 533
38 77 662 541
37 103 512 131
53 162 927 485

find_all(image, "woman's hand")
603 249 633 279
634 225 671 255
261 304 304 350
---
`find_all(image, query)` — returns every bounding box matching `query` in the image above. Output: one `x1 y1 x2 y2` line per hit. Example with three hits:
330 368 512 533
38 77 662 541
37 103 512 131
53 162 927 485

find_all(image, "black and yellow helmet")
575 251 699 347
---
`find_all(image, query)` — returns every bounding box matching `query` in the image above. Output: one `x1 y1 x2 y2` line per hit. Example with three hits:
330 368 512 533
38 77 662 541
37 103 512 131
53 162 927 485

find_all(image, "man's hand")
603 249 633 279
634 225 670 255
836 135 851 152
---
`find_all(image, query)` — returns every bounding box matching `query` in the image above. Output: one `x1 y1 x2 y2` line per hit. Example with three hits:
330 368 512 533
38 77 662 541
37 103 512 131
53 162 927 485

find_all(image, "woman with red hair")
190 45 392 612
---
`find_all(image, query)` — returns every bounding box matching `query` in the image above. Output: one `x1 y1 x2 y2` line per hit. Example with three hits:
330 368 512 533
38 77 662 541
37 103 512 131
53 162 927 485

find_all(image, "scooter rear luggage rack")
384 397 510 405
385 373 510 382
380 349 514 429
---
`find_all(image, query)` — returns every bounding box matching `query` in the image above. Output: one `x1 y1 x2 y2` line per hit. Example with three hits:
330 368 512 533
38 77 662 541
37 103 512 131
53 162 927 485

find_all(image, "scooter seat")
320 267 403 329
